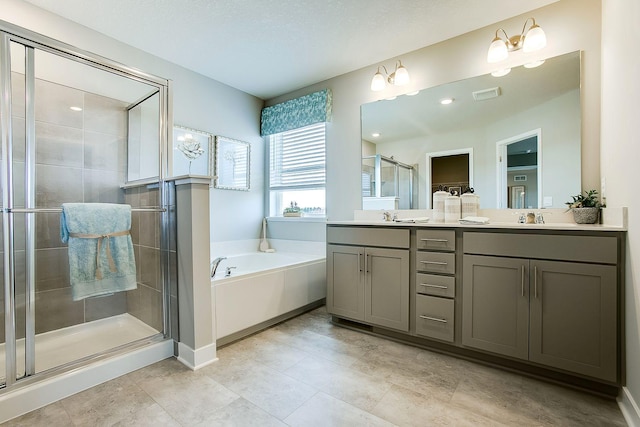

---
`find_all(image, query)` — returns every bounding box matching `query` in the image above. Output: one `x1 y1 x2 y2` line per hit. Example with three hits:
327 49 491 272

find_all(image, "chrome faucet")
210 257 226 277
225 266 237 277
516 212 526 224
535 212 545 224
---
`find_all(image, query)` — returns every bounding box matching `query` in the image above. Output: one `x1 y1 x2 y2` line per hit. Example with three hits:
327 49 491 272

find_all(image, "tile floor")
5 306 627 426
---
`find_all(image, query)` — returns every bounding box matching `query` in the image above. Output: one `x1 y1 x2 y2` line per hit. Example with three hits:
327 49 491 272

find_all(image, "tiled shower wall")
1 73 166 340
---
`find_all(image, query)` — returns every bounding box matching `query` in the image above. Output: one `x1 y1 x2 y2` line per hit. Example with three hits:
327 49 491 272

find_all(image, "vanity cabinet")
326 227 410 331
462 232 619 382
415 229 456 342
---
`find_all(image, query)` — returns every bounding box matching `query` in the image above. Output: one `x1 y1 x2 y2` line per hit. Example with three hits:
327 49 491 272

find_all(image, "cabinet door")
364 247 409 331
529 260 617 382
462 255 529 360
327 244 365 321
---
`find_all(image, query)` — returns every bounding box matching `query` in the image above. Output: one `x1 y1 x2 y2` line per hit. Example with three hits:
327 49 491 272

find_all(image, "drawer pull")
420 283 447 289
420 260 448 266
420 238 448 243
419 315 447 323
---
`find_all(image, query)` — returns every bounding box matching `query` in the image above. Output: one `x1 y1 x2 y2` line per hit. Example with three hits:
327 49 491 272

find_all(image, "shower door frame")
0 20 173 390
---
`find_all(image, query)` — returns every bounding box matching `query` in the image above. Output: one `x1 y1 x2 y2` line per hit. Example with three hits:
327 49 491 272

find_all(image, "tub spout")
211 257 226 278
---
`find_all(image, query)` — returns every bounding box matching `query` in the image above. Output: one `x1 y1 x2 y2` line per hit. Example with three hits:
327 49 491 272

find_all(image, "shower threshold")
0 313 160 381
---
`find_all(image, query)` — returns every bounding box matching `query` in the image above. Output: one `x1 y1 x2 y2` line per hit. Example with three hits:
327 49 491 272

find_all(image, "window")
268 122 326 217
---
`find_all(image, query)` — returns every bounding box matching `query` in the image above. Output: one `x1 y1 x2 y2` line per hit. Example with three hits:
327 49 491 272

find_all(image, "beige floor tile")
284 392 395 427
9 307 629 427
518 376 627 426
136 370 239 425
60 375 156 426
372 384 508 427
110 402 180 426
194 397 288 427
205 362 317 420
285 355 393 412
3 402 72 426
351 351 461 402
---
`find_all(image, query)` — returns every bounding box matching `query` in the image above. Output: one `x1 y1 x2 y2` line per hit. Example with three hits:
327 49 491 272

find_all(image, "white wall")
267 0 602 222
601 0 640 422
1 0 265 242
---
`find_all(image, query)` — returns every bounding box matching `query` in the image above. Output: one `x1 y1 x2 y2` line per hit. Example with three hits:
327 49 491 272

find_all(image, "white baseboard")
177 341 217 370
0 339 173 424
619 386 640 427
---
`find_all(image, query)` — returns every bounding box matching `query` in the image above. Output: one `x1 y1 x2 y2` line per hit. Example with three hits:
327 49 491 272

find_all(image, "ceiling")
24 0 558 100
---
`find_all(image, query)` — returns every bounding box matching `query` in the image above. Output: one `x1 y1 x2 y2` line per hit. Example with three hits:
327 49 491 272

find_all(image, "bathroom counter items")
326 222 626 396
329 207 628 232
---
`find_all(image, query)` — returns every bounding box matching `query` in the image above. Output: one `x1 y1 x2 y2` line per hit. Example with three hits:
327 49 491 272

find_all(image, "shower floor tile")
0 313 159 379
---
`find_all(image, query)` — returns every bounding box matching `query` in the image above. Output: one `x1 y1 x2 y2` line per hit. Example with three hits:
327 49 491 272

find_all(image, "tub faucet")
225 266 237 277
210 257 226 278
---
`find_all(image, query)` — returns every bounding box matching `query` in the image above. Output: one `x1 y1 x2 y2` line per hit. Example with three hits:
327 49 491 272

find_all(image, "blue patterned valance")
260 89 332 136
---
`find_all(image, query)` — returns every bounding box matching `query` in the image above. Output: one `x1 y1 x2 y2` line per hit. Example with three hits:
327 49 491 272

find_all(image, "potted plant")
565 189 603 224
283 201 302 217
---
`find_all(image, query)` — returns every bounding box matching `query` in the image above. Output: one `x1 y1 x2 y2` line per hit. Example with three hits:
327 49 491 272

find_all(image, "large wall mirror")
361 51 581 210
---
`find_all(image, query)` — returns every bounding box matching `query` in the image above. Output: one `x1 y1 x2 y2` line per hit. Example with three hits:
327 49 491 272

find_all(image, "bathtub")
211 244 326 345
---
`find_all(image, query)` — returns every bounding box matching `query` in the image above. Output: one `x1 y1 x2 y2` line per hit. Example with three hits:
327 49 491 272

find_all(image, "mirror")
361 51 581 209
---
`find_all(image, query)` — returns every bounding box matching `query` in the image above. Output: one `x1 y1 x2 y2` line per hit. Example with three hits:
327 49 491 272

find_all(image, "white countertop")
327 207 628 232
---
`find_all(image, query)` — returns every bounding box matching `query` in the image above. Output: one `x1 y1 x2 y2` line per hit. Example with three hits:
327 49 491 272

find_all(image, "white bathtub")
211 247 326 345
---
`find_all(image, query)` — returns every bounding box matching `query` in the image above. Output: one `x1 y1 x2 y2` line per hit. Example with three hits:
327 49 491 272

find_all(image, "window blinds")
269 123 325 190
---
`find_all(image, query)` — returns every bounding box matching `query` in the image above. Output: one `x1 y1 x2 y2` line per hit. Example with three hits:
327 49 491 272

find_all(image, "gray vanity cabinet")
462 255 529 360
462 232 619 382
326 244 365 321
529 260 617 381
326 226 410 332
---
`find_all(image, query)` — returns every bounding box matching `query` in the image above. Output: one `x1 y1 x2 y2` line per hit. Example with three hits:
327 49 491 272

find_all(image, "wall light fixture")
370 60 410 91
487 17 547 63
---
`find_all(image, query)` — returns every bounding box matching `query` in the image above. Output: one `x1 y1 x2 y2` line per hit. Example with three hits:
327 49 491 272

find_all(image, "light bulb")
393 64 410 86
370 70 386 91
523 25 547 53
487 37 508 63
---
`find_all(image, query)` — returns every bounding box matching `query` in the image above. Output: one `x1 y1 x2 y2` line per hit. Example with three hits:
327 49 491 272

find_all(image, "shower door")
1 24 170 389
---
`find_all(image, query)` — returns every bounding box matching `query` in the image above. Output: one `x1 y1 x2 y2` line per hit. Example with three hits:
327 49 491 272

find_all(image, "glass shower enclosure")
0 21 171 391
362 154 415 210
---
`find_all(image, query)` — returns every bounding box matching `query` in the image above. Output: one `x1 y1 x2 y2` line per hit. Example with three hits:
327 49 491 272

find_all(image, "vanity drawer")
463 232 617 264
416 273 455 298
416 252 455 275
416 295 454 342
416 229 455 251
327 226 410 249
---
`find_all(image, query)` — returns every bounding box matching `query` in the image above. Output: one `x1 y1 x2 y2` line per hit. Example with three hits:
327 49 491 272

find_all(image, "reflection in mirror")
361 51 581 209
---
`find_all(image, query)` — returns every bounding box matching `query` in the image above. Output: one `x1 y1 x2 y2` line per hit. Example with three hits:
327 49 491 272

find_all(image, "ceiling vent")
472 87 501 101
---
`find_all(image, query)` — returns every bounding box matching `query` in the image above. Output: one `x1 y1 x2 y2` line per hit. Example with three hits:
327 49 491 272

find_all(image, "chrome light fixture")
371 60 410 91
487 17 547 63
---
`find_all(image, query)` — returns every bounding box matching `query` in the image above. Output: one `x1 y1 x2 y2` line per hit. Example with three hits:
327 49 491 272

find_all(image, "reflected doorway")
496 129 542 209
425 148 473 208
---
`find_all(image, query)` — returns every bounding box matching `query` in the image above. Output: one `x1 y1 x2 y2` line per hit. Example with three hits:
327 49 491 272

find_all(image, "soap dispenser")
445 188 461 223
461 187 479 218
433 185 448 223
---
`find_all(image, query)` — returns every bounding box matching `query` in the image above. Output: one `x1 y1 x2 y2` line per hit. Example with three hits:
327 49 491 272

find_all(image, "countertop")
326 207 628 232
326 220 626 232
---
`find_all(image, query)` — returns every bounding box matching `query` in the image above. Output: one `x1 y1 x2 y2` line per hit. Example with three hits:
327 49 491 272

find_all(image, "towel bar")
4 207 166 213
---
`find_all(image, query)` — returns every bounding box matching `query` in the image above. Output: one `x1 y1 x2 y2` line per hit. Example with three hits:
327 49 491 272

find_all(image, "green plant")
283 201 301 214
565 189 603 209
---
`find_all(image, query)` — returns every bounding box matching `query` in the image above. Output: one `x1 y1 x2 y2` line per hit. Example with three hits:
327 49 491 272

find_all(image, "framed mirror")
172 126 213 177
361 51 581 210
214 136 250 191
